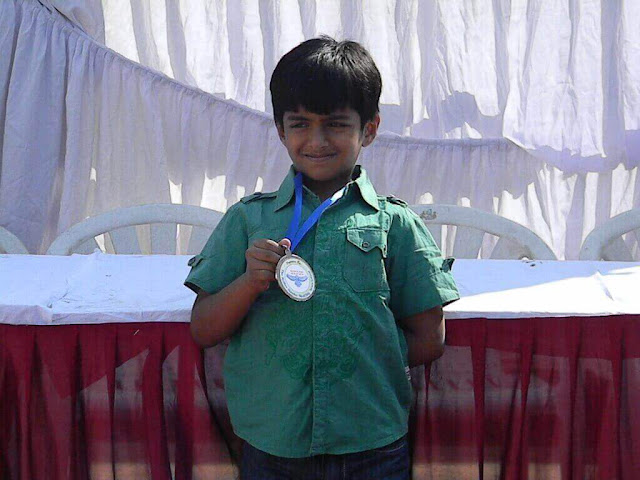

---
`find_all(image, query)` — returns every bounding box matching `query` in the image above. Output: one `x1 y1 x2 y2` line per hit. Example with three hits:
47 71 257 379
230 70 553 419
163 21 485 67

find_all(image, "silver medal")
275 246 316 301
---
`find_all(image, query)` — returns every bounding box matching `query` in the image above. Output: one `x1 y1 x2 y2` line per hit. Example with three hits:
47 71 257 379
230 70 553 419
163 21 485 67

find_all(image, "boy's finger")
248 259 277 273
278 238 292 251
248 270 277 285
252 238 286 254
251 269 276 281
247 247 282 264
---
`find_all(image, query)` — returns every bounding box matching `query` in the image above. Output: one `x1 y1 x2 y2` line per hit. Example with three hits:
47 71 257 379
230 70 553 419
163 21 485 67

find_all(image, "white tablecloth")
1 252 639 325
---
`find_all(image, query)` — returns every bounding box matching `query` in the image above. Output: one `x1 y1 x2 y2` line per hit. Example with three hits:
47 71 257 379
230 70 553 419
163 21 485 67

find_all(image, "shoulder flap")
240 192 277 204
384 194 408 207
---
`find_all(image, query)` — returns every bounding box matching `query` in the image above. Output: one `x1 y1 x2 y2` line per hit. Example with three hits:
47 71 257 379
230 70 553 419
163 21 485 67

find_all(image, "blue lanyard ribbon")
285 173 345 252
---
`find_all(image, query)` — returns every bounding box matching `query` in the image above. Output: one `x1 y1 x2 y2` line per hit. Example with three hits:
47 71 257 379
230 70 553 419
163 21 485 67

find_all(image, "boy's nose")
308 127 329 147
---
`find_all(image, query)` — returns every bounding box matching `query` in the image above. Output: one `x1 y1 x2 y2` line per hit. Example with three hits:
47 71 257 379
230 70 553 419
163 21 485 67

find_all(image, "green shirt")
185 166 459 457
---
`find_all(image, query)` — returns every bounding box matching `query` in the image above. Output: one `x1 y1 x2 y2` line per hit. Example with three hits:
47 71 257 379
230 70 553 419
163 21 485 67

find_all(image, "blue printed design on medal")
276 246 315 301
286 272 308 287
275 173 345 301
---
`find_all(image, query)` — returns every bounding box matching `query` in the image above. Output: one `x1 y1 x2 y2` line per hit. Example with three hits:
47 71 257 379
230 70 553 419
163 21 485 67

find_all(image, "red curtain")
1 317 639 480
412 316 640 480
0 323 236 480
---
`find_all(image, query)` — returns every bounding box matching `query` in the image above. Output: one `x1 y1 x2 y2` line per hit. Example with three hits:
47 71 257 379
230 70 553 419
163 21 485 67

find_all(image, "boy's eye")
329 122 350 128
289 123 307 128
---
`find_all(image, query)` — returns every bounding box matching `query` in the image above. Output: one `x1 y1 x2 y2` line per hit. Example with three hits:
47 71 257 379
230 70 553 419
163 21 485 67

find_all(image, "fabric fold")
0 0 639 260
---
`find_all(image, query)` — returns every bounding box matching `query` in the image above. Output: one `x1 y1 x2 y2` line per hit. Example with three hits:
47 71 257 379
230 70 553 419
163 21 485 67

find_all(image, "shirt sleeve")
386 207 460 319
184 203 248 294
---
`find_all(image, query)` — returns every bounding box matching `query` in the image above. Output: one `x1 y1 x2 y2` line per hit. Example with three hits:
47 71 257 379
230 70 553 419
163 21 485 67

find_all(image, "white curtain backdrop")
0 0 639 259
46 0 640 172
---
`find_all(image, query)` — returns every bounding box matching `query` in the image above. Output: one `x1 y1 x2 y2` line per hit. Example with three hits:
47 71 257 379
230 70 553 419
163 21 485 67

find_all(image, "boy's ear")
361 114 380 147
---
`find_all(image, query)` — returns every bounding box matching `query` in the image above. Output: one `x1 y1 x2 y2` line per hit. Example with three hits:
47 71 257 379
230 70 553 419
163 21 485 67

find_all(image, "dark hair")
270 36 382 127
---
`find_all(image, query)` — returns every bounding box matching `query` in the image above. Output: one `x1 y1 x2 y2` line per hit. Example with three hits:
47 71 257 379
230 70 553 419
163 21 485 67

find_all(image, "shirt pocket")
343 226 390 292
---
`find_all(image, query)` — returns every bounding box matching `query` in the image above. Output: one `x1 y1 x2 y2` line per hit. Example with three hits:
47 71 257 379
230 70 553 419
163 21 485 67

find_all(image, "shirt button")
362 241 370 248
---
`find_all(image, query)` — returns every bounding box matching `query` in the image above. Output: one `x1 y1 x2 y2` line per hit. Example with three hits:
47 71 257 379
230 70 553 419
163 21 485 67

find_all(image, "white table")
2 251 639 325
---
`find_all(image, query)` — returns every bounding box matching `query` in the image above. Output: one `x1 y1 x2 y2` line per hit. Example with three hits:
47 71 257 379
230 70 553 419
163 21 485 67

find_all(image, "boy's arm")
386 206 458 367
190 238 290 347
397 306 445 367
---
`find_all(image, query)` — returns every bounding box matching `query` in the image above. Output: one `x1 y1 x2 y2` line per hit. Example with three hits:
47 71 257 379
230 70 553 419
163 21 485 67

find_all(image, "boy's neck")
302 171 354 202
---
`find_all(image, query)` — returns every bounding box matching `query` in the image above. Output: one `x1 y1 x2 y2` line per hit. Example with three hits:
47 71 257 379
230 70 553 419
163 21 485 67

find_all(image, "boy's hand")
190 237 292 348
243 238 292 293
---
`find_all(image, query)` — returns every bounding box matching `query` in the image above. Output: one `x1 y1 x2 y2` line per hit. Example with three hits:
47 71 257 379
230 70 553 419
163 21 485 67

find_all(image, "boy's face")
277 106 380 196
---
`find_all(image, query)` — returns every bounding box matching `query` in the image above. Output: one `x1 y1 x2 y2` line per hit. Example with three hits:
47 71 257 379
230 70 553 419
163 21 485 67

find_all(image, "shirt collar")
352 166 380 211
273 166 297 212
273 165 380 212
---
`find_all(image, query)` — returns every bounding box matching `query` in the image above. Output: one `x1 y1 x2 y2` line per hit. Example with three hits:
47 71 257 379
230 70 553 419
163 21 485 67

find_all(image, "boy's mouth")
303 153 336 162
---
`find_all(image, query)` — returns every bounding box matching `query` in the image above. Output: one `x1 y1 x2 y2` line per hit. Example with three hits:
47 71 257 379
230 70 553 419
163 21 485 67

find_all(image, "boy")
185 37 459 479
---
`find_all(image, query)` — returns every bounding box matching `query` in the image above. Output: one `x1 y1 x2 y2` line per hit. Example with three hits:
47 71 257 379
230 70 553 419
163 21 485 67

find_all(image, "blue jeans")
240 435 410 480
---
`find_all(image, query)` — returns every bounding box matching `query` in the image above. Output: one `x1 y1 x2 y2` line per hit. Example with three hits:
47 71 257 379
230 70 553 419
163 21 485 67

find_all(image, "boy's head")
270 36 382 128
270 37 382 197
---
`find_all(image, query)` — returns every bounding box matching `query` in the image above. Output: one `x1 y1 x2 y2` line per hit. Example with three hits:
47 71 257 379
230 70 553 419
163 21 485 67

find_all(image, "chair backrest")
46 204 223 255
0 227 29 254
410 204 557 260
579 209 640 260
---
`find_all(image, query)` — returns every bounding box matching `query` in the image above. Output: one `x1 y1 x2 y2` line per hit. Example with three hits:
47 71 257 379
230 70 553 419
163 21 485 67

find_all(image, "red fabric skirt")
1 317 638 479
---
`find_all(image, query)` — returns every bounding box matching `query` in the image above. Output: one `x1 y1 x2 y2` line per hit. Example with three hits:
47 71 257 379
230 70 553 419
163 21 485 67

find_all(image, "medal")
277 173 345 301
275 246 316 302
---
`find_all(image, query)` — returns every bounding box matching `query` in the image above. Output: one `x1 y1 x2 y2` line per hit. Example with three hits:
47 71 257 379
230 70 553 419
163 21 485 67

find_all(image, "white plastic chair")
46 204 223 255
579 210 640 260
411 204 557 260
0 227 29 254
